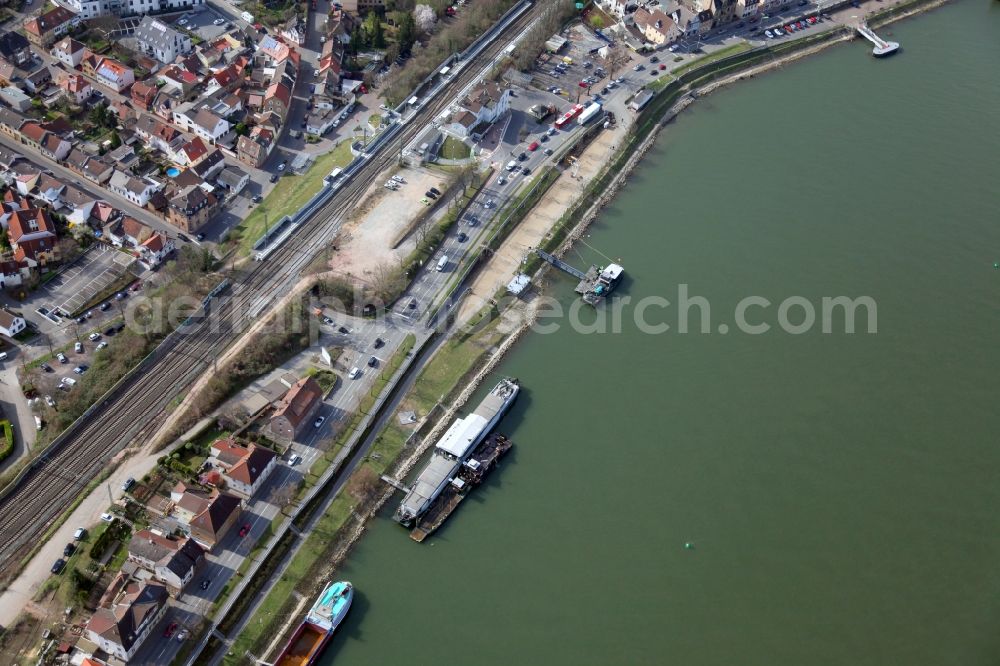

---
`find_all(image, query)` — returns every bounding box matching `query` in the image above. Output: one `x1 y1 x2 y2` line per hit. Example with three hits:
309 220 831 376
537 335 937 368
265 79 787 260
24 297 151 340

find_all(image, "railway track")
0 4 540 577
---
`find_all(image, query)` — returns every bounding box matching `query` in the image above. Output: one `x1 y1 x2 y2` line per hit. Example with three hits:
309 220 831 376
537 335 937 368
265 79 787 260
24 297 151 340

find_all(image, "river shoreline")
241 0 957 658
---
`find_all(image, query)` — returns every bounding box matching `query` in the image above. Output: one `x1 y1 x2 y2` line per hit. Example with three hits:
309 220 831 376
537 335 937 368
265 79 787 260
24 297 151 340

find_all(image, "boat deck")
410 434 514 542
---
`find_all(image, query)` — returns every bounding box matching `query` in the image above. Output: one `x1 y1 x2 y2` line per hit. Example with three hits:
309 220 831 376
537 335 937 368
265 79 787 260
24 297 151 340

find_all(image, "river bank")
231 0 966 661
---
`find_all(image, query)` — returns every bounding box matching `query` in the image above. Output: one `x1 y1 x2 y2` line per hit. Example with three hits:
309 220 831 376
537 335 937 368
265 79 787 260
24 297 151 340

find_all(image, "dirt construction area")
330 167 452 280
457 123 628 325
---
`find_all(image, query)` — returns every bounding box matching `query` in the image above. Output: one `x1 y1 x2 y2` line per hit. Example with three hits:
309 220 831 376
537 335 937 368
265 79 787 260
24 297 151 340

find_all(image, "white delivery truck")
436 255 449 271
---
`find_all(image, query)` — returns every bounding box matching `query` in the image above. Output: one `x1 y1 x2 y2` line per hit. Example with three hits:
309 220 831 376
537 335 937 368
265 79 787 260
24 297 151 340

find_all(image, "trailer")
578 102 603 125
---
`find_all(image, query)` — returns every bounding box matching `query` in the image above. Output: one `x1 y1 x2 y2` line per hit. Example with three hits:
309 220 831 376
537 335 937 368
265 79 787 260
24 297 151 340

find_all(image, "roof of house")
180 137 208 163
169 184 213 215
19 121 47 144
461 81 507 115
52 36 85 54
264 82 291 108
226 444 276 487
0 107 26 130
257 35 290 63
187 491 241 541
85 582 167 654
190 149 224 178
119 215 151 242
90 200 119 223
61 73 90 94
218 165 247 188
131 80 157 102
0 31 29 58
8 208 55 242
134 16 188 58
272 376 322 429
0 308 23 329
96 57 131 82
142 232 167 253
128 529 203 580
24 6 77 38
191 107 226 133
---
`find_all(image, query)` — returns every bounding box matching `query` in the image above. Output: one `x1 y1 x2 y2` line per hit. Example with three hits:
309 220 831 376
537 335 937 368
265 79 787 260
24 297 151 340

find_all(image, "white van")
0 352 7 361
348 367 361 379
506 160 518 172
436 255 448 272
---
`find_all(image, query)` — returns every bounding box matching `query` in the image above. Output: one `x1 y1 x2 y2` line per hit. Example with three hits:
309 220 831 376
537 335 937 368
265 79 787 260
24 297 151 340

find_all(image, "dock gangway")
856 23 899 56
535 249 588 281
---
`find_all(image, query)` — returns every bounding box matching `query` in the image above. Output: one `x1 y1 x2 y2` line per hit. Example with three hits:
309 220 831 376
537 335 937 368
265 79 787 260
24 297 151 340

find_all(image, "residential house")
59 72 91 104
157 64 199 96
82 156 114 184
0 260 30 289
89 200 120 228
21 66 51 94
8 207 58 266
459 81 510 130
263 82 291 118
108 171 160 207
606 0 639 17
130 80 158 110
217 165 248 195
135 114 183 154
20 122 70 161
34 173 66 207
666 3 701 37
84 581 167 662
94 58 135 92
256 35 291 66
94 57 134 92
0 32 32 68
175 137 209 167
189 149 225 181
62 0 206 19
305 108 337 137
23 7 79 48
633 8 680 46
175 107 230 145
166 184 217 232
0 309 26 337
269 376 323 442
126 530 203 593
0 107 25 139
339 0 385 12
107 215 153 248
169 486 242 549
135 16 192 65
138 231 174 268
236 125 273 168
209 439 277 498
281 17 306 46
205 63 242 96
0 86 31 112
61 184 98 226
50 37 86 67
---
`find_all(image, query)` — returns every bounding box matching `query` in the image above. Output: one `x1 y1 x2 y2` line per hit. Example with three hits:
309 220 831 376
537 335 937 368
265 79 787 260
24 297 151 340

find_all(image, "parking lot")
532 24 627 105
38 245 134 319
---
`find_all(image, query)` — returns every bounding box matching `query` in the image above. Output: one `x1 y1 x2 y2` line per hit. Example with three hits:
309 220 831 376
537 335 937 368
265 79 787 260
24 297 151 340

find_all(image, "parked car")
269 174 279 183
63 543 75 557
61 377 76 387
74 342 83 353
57 352 68 364
457 232 468 242
97 341 108 350
528 141 539 151
543 148 554 156
484 199 495 209
164 622 178 638
73 365 88 375
41 363 53 372
425 190 437 199
121 477 135 492
88 332 100 341
367 356 378 368
51 559 66 574
252 194 263 203
429 187 441 196
313 416 326 428
73 527 86 540
100 302 111 311
100 512 114 522
374 337 385 348
338 326 349 334
323 316 334 325
239 523 251 538
44 395 55 407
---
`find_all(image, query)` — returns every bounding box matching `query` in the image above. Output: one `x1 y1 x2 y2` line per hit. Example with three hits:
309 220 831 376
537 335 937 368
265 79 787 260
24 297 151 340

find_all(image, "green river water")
321 3 1000 664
